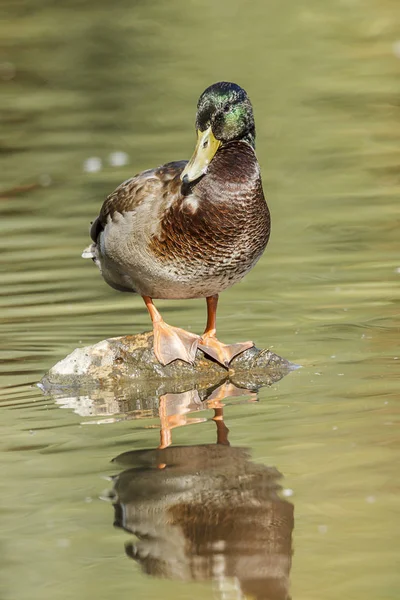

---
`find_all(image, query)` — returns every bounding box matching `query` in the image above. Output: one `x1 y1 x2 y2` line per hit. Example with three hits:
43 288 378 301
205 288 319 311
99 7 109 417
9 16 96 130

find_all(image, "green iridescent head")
181 82 255 184
196 81 255 147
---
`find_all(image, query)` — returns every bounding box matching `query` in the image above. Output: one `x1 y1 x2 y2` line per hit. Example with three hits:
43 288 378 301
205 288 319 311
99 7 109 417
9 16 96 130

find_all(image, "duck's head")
181 82 255 184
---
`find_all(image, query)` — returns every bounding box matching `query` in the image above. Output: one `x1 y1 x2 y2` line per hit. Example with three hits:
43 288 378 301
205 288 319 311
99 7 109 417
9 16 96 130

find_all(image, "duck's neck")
241 129 256 149
193 140 262 204
209 141 260 182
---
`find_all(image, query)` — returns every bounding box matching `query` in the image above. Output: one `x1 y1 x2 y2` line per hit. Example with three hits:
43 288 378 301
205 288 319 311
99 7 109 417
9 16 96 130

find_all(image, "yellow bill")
180 126 221 183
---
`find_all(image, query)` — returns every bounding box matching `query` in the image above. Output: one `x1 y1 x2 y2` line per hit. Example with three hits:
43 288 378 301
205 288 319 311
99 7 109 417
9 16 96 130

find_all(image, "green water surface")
1 1 399 599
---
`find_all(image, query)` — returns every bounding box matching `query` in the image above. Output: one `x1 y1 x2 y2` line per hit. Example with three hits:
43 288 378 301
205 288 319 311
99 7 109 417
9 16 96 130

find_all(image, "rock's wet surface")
40 331 297 391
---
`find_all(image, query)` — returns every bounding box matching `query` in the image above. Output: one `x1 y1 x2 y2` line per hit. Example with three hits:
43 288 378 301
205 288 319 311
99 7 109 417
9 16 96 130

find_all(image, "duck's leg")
213 406 230 446
198 294 254 367
142 295 199 365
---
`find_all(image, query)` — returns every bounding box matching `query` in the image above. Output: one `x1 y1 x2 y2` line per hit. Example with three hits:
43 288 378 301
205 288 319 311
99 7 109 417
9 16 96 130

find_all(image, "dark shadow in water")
110 379 294 600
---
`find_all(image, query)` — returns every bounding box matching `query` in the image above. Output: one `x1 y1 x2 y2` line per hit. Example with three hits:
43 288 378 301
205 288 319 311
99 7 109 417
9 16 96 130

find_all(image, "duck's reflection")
110 381 294 600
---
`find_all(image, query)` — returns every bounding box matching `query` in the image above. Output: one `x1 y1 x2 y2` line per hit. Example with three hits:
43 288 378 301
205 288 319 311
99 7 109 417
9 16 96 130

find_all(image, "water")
1 1 399 598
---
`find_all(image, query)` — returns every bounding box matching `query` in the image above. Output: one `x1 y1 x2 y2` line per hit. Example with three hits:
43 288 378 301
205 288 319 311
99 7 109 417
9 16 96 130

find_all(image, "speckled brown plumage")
150 142 270 276
90 161 187 244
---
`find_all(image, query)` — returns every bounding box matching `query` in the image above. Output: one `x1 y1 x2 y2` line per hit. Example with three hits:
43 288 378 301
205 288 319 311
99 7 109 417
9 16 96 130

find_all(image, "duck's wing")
90 161 187 243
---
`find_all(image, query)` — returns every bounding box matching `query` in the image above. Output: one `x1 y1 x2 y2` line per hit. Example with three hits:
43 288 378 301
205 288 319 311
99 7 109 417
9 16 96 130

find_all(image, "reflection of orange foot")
152 321 199 365
198 334 254 367
206 381 258 407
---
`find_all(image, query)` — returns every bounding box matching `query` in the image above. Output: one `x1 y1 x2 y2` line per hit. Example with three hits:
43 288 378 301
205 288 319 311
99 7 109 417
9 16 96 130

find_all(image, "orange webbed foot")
198 334 254 367
152 321 199 365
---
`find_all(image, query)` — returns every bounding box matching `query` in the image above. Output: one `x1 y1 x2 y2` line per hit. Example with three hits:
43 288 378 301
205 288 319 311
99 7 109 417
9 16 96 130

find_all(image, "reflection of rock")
40 370 290 423
111 442 294 600
40 331 296 388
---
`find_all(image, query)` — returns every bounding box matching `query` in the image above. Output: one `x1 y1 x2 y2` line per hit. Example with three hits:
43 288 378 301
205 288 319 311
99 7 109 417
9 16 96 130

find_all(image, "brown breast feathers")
149 142 270 272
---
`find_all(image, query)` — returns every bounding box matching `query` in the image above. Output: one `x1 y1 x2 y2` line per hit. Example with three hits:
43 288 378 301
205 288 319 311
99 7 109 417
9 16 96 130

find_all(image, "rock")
41 331 297 390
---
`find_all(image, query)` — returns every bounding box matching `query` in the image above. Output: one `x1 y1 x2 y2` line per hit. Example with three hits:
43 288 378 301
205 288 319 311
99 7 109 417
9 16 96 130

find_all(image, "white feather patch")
82 245 95 259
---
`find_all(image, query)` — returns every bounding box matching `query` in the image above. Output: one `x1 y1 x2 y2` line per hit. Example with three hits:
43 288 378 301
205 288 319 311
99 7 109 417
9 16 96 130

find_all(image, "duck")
82 81 271 367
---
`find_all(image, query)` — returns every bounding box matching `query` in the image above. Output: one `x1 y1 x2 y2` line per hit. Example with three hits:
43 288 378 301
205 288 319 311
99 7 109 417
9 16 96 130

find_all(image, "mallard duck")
83 82 270 367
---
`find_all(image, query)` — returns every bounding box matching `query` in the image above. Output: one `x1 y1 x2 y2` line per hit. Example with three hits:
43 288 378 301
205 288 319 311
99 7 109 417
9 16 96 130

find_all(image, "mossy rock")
41 331 296 390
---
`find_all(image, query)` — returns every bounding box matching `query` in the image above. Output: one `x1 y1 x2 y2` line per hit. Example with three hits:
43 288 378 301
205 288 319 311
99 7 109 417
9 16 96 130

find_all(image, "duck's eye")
202 139 209 149
223 104 230 113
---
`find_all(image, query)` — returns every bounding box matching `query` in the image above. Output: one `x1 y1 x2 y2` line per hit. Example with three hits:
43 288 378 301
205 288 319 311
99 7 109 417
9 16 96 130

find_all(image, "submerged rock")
41 331 296 390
